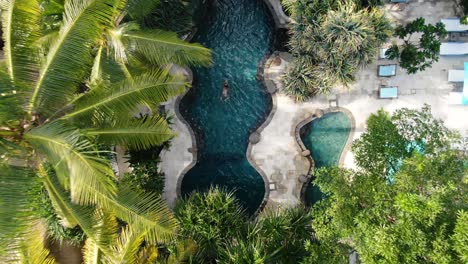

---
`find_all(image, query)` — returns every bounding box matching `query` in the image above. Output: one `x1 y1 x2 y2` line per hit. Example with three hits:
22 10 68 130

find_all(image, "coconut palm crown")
0 0 211 259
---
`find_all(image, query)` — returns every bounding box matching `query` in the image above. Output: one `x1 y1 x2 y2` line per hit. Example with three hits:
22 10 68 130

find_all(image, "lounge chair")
379 86 398 99
448 70 465 82
378 64 397 77
441 18 468 32
440 43 468 56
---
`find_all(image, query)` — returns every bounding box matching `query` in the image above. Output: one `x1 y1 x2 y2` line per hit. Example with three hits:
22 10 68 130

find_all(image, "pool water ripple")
180 0 274 213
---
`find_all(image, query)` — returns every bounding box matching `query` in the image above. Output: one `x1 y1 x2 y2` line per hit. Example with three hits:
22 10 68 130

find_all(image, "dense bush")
283 0 391 100
122 144 168 195
175 187 247 262
311 106 468 263
175 187 315 263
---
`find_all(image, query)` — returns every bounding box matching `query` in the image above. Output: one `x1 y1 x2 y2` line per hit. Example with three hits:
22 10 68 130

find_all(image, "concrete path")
159 97 195 207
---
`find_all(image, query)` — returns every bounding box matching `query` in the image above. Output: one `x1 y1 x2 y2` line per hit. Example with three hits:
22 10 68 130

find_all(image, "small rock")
188 147 196 153
265 80 277 94
298 174 309 183
249 132 261 144
315 109 324 118
272 56 282 66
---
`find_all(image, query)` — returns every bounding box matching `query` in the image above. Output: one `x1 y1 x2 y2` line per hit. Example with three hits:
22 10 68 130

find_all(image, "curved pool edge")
174 86 198 200
245 52 282 215
294 107 356 203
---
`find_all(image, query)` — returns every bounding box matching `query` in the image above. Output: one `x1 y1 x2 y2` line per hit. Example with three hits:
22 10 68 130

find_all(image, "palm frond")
104 226 145 264
0 70 22 124
125 0 160 20
25 121 117 205
90 45 104 85
84 115 174 150
82 210 118 264
28 0 119 116
111 185 178 244
0 164 39 253
18 221 57 264
60 71 187 121
123 29 212 67
1 0 41 84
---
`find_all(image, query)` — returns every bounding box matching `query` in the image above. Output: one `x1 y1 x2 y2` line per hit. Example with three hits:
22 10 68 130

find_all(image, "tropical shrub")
175 187 248 262
175 187 315 263
122 136 170 195
283 0 391 100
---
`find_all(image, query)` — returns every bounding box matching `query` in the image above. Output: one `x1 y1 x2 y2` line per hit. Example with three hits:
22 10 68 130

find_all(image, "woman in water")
222 79 229 99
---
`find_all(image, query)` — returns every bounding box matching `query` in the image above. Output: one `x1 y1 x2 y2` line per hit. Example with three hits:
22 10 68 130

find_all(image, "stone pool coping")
245 52 282 214
294 107 356 203
262 0 290 29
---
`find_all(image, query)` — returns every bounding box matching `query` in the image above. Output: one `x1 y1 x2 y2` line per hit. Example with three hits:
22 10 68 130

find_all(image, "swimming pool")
300 112 351 206
179 0 274 213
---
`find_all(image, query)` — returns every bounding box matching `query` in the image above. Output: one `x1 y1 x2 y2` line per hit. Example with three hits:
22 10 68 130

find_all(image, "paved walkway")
251 0 468 208
159 97 194 207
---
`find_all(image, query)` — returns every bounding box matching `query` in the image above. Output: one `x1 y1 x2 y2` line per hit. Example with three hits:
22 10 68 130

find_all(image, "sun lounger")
440 43 468 56
378 64 396 77
441 18 468 32
448 70 465 82
379 86 398 99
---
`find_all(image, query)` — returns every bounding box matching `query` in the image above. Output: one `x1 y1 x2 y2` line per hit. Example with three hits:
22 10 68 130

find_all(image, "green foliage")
141 0 194 35
284 0 391 100
255 207 313 263
386 17 447 74
0 0 206 259
175 187 247 262
122 141 169 195
352 104 455 176
175 187 317 263
461 16 468 25
36 187 86 246
452 210 468 262
311 106 468 263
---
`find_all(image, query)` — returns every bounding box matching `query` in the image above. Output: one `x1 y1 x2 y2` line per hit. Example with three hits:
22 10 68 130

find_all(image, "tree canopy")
283 0 391 100
310 106 468 263
386 17 447 74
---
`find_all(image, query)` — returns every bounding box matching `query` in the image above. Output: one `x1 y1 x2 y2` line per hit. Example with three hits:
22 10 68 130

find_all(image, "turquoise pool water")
180 0 274 213
301 112 351 206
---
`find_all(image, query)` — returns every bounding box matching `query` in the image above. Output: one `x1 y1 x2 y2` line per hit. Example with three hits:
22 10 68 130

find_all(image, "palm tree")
283 0 391 100
0 0 210 260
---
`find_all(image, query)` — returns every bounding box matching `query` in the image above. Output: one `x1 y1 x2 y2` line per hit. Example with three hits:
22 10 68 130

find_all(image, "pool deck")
159 0 468 209
250 0 468 207
160 67 196 207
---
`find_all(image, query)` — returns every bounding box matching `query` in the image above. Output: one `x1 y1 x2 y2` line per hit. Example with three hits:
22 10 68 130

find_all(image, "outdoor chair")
377 64 397 77
378 86 398 99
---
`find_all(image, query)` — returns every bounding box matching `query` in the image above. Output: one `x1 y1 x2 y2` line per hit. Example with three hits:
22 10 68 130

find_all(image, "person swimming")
222 80 229 99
